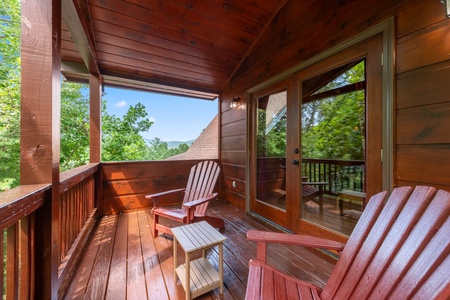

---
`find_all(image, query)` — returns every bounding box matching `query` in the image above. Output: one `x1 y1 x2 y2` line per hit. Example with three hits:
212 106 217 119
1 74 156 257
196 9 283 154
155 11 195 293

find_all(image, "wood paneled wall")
395 0 450 190
220 0 450 211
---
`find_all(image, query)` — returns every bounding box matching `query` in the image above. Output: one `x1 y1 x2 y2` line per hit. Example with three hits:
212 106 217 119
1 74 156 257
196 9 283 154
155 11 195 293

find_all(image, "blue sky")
103 87 218 142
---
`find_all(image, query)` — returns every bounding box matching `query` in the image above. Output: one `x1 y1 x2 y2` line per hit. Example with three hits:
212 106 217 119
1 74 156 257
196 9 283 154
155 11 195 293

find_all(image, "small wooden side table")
172 221 226 300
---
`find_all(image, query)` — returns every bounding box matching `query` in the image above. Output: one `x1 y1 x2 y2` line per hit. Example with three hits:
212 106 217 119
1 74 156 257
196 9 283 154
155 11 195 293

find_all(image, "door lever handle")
292 159 299 165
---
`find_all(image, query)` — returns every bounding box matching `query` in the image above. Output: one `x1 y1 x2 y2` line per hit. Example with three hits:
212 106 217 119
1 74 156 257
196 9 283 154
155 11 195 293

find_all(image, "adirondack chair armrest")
247 230 345 262
182 192 218 209
145 188 186 207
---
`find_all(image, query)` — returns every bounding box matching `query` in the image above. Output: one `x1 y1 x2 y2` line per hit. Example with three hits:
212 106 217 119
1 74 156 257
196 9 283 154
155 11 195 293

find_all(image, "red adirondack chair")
246 185 450 299
146 160 224 237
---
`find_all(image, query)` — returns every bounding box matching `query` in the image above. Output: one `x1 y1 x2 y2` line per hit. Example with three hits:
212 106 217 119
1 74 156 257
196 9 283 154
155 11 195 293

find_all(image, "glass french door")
249 35 384 237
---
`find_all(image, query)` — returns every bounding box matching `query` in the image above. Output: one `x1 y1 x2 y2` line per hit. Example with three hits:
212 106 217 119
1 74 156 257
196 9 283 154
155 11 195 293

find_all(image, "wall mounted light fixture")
230 97 241 109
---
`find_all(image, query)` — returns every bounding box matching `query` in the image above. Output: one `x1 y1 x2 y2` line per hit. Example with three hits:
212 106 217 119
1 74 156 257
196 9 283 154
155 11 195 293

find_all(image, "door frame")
245 18 394 233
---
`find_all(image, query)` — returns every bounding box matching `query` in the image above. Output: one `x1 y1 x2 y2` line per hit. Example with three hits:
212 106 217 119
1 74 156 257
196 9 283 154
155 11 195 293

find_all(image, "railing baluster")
30 213 36 299
59 172 96 261
6 224 19 299
19 217 31 299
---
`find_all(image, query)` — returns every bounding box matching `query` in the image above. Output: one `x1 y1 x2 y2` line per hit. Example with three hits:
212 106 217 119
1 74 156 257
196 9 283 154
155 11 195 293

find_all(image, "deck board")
105 214 127 300
63 200 337 299
84 214 117 300
127 212 148 299
138 210 168 300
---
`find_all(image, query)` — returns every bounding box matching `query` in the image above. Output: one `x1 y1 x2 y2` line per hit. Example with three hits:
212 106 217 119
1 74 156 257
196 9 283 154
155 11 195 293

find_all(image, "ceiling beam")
61 61 218 100
62 0 100 75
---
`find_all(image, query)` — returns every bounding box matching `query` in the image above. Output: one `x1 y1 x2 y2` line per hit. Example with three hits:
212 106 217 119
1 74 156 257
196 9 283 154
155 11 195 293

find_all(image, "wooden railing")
302 158 365 194
58 164 99 297
0 163 100 299
256 157 364 201
0 184 51 299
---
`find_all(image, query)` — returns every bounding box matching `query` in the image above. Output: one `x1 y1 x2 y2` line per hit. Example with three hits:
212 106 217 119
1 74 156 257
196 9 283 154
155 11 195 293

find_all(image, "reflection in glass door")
296 34 384 239
251 86 291 229
301 60 366 236
256 91 287 209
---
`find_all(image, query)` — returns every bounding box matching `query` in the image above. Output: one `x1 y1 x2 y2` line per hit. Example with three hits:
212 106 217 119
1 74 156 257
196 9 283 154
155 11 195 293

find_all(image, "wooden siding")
395 0 450 188
220 0 450 211
101 160 220 215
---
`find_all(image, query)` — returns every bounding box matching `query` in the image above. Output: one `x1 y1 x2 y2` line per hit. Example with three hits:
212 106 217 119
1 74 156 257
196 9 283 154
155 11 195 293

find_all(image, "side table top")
172 221 226 253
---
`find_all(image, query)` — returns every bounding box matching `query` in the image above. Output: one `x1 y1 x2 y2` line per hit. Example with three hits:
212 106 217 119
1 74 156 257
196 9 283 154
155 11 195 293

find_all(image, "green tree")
303 91 365 160
0 0 21 190
60 82 90 171
146 137 169 160
101 102 153 161
256 108 286 158
265 115 286 157
167 143 189 157
302 61 365 160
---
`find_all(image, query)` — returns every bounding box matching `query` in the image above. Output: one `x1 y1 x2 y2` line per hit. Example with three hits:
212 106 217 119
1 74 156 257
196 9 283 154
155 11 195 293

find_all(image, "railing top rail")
60 163 100 193
0 184 51 230
101 158 219 166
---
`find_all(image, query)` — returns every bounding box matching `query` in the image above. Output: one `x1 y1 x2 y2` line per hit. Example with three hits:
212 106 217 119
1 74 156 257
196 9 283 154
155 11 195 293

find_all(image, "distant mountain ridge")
144 138 195 149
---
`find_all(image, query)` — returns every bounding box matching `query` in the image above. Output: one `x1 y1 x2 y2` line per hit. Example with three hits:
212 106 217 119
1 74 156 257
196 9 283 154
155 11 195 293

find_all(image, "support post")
89 73 102 163
89 73 102 216
21 0 61 298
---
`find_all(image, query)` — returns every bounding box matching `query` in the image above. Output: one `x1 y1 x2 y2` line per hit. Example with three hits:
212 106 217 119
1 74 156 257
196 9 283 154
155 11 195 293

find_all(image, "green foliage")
101 102 153 162
302 91 365 160
302 61 366 160
60 82 90 171
145 137 190 160
0 0 21 190
256 108 287 158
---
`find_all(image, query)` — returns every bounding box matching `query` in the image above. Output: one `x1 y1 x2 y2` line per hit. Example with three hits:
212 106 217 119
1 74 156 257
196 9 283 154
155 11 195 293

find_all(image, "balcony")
3 0 450 298
1 160 339 299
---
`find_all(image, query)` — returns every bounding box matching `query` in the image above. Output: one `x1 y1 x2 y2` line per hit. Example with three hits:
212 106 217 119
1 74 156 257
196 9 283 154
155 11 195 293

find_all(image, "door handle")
292 159 299 165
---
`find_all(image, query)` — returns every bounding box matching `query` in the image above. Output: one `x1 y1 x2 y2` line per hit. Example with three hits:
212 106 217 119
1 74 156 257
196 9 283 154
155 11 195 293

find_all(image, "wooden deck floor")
63 200 338 299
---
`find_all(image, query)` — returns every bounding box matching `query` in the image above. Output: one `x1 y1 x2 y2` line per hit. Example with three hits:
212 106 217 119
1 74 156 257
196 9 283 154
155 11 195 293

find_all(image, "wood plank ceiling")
61 0 287 100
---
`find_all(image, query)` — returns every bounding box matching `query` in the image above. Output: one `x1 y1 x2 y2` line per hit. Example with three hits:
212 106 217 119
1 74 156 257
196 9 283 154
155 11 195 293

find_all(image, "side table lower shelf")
175 258 221 299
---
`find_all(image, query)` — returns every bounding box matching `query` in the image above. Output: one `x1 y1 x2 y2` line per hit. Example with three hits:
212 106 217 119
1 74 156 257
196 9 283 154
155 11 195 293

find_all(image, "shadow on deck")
63 200 337 299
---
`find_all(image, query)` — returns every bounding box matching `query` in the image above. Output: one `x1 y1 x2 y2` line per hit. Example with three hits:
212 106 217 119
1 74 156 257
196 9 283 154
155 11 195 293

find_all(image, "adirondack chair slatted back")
183 160 220 216
321 186 450 299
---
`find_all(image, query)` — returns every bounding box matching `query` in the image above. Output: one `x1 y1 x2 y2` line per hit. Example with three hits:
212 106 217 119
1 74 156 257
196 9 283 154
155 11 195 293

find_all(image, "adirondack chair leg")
152 214 159 237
